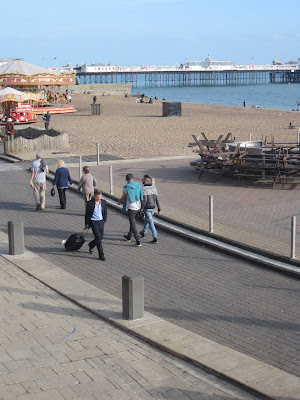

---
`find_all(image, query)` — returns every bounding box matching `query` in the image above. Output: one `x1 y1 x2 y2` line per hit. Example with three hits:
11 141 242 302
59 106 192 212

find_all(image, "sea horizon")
135 83 300 112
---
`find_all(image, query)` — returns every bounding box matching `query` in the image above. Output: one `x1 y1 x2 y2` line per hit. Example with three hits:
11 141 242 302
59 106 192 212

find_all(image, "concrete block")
8 221 24 255
122 274 144 320
162 101 182 117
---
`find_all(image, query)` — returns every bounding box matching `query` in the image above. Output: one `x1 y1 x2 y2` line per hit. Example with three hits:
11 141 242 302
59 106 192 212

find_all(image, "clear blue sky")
3 0 300 67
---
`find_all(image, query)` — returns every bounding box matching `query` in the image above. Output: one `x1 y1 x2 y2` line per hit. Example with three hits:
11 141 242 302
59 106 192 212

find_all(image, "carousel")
0 59 77 116
0 87 38 124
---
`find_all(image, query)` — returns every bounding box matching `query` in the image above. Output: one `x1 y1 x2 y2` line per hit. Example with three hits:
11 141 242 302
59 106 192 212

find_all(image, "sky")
2 0 300 68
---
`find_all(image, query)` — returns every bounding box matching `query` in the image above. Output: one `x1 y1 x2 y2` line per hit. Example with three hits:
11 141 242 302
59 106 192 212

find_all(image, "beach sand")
16 94 300 160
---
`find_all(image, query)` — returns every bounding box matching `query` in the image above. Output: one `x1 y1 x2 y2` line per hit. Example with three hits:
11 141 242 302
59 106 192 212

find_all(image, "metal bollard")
109 165 113 195
209 195 214 233
97 143 100 165
8 221 25 255
122 274 144 320
79 155 82 179
291 216 296 259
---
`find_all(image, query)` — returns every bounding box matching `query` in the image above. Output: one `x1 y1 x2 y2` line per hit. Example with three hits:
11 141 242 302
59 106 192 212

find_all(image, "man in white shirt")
85 190 107 261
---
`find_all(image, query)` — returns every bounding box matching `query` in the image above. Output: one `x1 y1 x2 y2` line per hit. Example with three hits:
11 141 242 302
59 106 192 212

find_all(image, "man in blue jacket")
118 173 143 247
43 111 51 130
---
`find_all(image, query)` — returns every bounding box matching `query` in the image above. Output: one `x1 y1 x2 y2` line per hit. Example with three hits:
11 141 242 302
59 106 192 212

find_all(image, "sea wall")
5 128 69 154
68 83 131 96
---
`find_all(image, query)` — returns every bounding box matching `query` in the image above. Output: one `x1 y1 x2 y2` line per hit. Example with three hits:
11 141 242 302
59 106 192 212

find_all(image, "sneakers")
88 246 93 254
150 238 158 244
123 235 131 242
139 231 145 238
134 241 142 247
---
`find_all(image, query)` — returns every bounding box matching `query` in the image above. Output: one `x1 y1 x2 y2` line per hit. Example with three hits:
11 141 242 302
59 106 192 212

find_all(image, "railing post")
79 156 82 179
97 143 100 165
8 221 24 255
109 165 113 195
291 216 296 259
209 195 214 233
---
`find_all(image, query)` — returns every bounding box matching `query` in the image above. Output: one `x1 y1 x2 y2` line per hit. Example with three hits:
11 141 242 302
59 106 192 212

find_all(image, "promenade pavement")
0 163 299 384
60 156 300 260
0 256 262 400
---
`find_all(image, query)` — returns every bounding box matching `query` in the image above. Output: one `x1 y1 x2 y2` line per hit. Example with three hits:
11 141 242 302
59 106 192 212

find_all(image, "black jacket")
85 198 107 228
141 184 161 211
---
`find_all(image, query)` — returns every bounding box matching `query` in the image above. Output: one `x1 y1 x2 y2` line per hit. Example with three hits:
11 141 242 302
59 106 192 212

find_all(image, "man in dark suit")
85 189 107 261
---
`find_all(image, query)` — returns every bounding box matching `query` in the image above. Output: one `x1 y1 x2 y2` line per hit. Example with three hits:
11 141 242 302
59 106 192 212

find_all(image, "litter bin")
91 103 103 115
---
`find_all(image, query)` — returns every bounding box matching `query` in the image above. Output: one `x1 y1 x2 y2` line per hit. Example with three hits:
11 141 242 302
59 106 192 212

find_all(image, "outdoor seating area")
189 131 300 187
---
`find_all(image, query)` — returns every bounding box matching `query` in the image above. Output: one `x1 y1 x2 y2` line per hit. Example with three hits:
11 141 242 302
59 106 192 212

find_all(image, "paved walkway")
0 165 299 383
0 256 261 400
59 156 300 259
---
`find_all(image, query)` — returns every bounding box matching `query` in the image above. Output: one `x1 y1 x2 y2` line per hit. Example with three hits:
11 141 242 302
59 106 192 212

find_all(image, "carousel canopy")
0 59 58 75
0 59 75 86
0 87 42 103
0 87 25 102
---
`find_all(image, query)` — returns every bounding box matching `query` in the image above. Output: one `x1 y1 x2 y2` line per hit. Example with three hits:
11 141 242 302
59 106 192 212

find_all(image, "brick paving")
62 157 300 258
0 165 299 378
0 258 261 399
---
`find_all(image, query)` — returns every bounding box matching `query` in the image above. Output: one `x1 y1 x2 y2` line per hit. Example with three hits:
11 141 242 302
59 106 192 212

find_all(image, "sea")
134 82 300 111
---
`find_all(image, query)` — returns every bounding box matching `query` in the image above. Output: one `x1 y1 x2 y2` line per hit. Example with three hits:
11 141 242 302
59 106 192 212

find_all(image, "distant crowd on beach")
124 92 165 104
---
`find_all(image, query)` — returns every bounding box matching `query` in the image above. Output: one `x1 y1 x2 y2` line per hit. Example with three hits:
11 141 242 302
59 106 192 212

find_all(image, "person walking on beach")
93 95 97 104
243 101 246 108
53 160 73 209
77 166 97 205
29 152 49 211
118 173 143 247
140 175 161 243
5 118 15 140
85 189 107 261
43 111 51 130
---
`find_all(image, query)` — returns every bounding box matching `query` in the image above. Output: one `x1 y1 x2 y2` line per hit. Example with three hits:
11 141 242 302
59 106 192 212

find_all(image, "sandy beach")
18 94 300 160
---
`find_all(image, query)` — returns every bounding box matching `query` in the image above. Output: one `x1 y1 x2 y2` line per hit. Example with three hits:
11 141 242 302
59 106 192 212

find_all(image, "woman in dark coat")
53 160 73 209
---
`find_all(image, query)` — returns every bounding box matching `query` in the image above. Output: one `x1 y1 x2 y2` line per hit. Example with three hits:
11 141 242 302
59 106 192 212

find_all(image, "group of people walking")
29 153 161 261
118 173 161 246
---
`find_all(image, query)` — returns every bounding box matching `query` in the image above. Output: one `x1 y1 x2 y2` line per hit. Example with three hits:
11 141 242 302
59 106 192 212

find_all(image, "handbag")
135 210 144 222
50 188 55 196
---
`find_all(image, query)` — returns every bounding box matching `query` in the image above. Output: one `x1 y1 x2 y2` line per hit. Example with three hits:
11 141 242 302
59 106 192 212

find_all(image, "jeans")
127 209 140 242
141 209 157 238
89 220 105 257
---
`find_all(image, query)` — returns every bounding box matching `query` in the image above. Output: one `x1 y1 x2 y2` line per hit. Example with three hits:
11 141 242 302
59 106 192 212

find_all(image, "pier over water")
75 64 300 88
